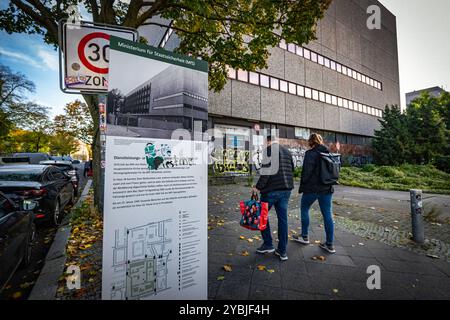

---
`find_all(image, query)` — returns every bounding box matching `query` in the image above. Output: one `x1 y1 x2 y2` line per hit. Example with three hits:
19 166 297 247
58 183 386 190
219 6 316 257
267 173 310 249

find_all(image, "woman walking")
292 133 336 253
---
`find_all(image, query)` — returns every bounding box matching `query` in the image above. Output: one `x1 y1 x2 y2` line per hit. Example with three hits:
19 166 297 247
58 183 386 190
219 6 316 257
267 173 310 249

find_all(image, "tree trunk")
82 94 103 215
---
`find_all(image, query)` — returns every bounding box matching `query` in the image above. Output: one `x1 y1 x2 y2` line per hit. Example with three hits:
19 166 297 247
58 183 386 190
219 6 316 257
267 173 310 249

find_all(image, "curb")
28 180 93 300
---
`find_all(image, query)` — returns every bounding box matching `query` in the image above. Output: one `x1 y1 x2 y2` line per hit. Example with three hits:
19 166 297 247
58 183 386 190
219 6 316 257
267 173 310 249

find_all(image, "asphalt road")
0 163 89 300
333 185 450 220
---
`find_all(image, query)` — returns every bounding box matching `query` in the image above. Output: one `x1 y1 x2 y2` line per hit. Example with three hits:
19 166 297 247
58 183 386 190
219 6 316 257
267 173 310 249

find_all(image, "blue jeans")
260 190 291 255
300 192 334 246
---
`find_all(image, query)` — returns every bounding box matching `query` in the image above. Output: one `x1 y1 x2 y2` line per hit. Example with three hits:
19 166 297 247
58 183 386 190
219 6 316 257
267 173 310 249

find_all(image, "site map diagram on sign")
110 219 172 300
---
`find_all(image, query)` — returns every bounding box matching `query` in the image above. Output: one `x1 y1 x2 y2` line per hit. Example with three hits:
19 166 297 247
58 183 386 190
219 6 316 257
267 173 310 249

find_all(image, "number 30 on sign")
60 21 138 93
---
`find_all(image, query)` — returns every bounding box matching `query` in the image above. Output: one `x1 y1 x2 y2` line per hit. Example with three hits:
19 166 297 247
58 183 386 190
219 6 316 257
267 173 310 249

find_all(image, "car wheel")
20 222 35 268
53 200 61 226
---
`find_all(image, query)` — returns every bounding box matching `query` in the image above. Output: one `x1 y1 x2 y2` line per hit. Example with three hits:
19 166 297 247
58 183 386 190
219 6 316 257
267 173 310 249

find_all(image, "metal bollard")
410 189 424 243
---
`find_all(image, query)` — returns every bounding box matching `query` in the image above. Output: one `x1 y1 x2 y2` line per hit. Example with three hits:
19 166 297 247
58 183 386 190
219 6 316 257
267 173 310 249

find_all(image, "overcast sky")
0 0 449 116
379 0 450 107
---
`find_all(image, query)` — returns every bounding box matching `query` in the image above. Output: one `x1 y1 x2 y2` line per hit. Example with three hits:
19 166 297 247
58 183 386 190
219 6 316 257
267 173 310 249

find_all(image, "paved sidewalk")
207 184 450 300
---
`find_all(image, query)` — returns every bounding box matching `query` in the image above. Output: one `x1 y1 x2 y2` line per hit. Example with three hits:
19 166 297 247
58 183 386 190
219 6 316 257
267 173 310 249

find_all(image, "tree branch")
11 0 58 39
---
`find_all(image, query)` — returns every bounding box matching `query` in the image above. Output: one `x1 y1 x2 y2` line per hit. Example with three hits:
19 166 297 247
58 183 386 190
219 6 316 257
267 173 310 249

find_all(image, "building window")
227 66 236 79
297 85 304 96
303 48 311 60
249 71 259 85
342 65 347 76
325 93 332 104
330 60 336 70
311 51 318 63
287 43 296 53
331 95 338 106
352 70 357 79
289 82 296 95
343 99 349 108
336 63 342 73
337 97 343 107
318 55 324 65
319 91 325 102
305 87 312 99
357 72 362 81
324 57 330 68
363 105 367 113
237 69 248 82
280 80 288 92
270 77 279 90
260 74 270 87
279 39 287 50
312 89 319 101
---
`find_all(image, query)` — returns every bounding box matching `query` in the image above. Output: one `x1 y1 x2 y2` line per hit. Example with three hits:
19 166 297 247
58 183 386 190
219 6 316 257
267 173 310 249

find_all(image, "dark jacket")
299 144 333 194
256 143 294 195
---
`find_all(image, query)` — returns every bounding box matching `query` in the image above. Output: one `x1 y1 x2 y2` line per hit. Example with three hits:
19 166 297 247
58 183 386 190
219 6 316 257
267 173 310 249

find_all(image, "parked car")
39 160 80 196
12 153 50 164
0 165 75 226
0 191 36 291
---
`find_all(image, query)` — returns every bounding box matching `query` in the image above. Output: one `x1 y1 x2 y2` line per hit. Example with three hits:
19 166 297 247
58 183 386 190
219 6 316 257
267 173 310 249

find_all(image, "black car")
0 165 75 226
39 160 80 196
0 191 36 291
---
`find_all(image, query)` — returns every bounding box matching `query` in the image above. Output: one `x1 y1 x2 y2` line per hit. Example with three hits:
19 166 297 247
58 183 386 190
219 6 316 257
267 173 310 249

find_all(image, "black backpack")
318 152 341 185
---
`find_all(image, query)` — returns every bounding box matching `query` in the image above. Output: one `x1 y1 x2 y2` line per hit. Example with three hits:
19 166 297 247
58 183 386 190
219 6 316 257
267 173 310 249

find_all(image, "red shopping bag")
239 192 269 231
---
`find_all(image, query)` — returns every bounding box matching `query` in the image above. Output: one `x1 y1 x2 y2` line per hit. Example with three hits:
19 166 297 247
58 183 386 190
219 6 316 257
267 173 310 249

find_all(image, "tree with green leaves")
372 105 411 165
0 0 331 209
49 132 79 155
0 64 35 138
406 92 447 164
54 99 94 146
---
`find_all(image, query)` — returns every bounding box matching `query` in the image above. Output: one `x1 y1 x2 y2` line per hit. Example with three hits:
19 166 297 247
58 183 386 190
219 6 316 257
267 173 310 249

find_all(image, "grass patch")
339 164 450 194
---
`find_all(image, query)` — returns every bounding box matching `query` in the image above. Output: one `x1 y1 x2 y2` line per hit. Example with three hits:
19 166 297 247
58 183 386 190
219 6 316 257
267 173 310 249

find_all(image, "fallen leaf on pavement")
314 240 321 244
311 255 326 261
240 251 250 256
217 276 225 281
332 288 339 293
267 269 275 273
223 265 233 272
11 291 22 299
239 236 246 240
247 238 254 243
358 242 364 246
257 265 266 271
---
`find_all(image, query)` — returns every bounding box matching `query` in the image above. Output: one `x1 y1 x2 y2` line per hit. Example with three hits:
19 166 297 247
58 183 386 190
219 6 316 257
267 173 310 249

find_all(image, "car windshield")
50 156 64 161
0 170 41 181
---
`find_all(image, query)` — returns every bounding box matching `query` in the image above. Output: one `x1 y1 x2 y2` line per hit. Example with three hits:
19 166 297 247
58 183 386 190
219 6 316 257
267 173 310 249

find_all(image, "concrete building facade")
140 0 400 166
406 86 447 106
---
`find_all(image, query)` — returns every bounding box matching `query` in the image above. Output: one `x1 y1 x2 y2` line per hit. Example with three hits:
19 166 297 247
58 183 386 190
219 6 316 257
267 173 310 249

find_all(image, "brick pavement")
207 183 450 300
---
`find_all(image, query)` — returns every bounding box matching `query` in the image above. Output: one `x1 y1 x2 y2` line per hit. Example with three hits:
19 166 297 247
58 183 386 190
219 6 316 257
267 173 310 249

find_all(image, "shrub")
361 164 376 172
434 155 450 173
293 166 302 178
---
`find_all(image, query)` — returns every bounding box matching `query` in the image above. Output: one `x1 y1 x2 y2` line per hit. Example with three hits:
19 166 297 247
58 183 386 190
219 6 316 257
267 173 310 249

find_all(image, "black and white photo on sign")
107 48 208 139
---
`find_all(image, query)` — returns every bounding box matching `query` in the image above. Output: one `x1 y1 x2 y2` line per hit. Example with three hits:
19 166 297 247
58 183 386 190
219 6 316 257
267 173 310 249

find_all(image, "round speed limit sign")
62 22 137 92
77 32 110 74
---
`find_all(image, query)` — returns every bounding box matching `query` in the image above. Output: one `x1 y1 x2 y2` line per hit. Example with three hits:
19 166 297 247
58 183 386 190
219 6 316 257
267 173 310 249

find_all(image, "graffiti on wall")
210 147 251 175
288 147 306 168
341 155 373 167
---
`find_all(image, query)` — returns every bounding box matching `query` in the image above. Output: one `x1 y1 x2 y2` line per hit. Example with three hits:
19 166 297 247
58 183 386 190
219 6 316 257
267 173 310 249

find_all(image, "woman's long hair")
308 133 324 148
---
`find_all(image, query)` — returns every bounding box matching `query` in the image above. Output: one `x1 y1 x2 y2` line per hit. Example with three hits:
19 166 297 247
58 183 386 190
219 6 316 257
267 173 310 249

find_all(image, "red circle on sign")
78 32 110 74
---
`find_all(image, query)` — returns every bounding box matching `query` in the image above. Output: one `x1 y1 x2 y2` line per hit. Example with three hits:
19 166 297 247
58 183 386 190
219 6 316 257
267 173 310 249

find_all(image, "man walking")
253 135 294 261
